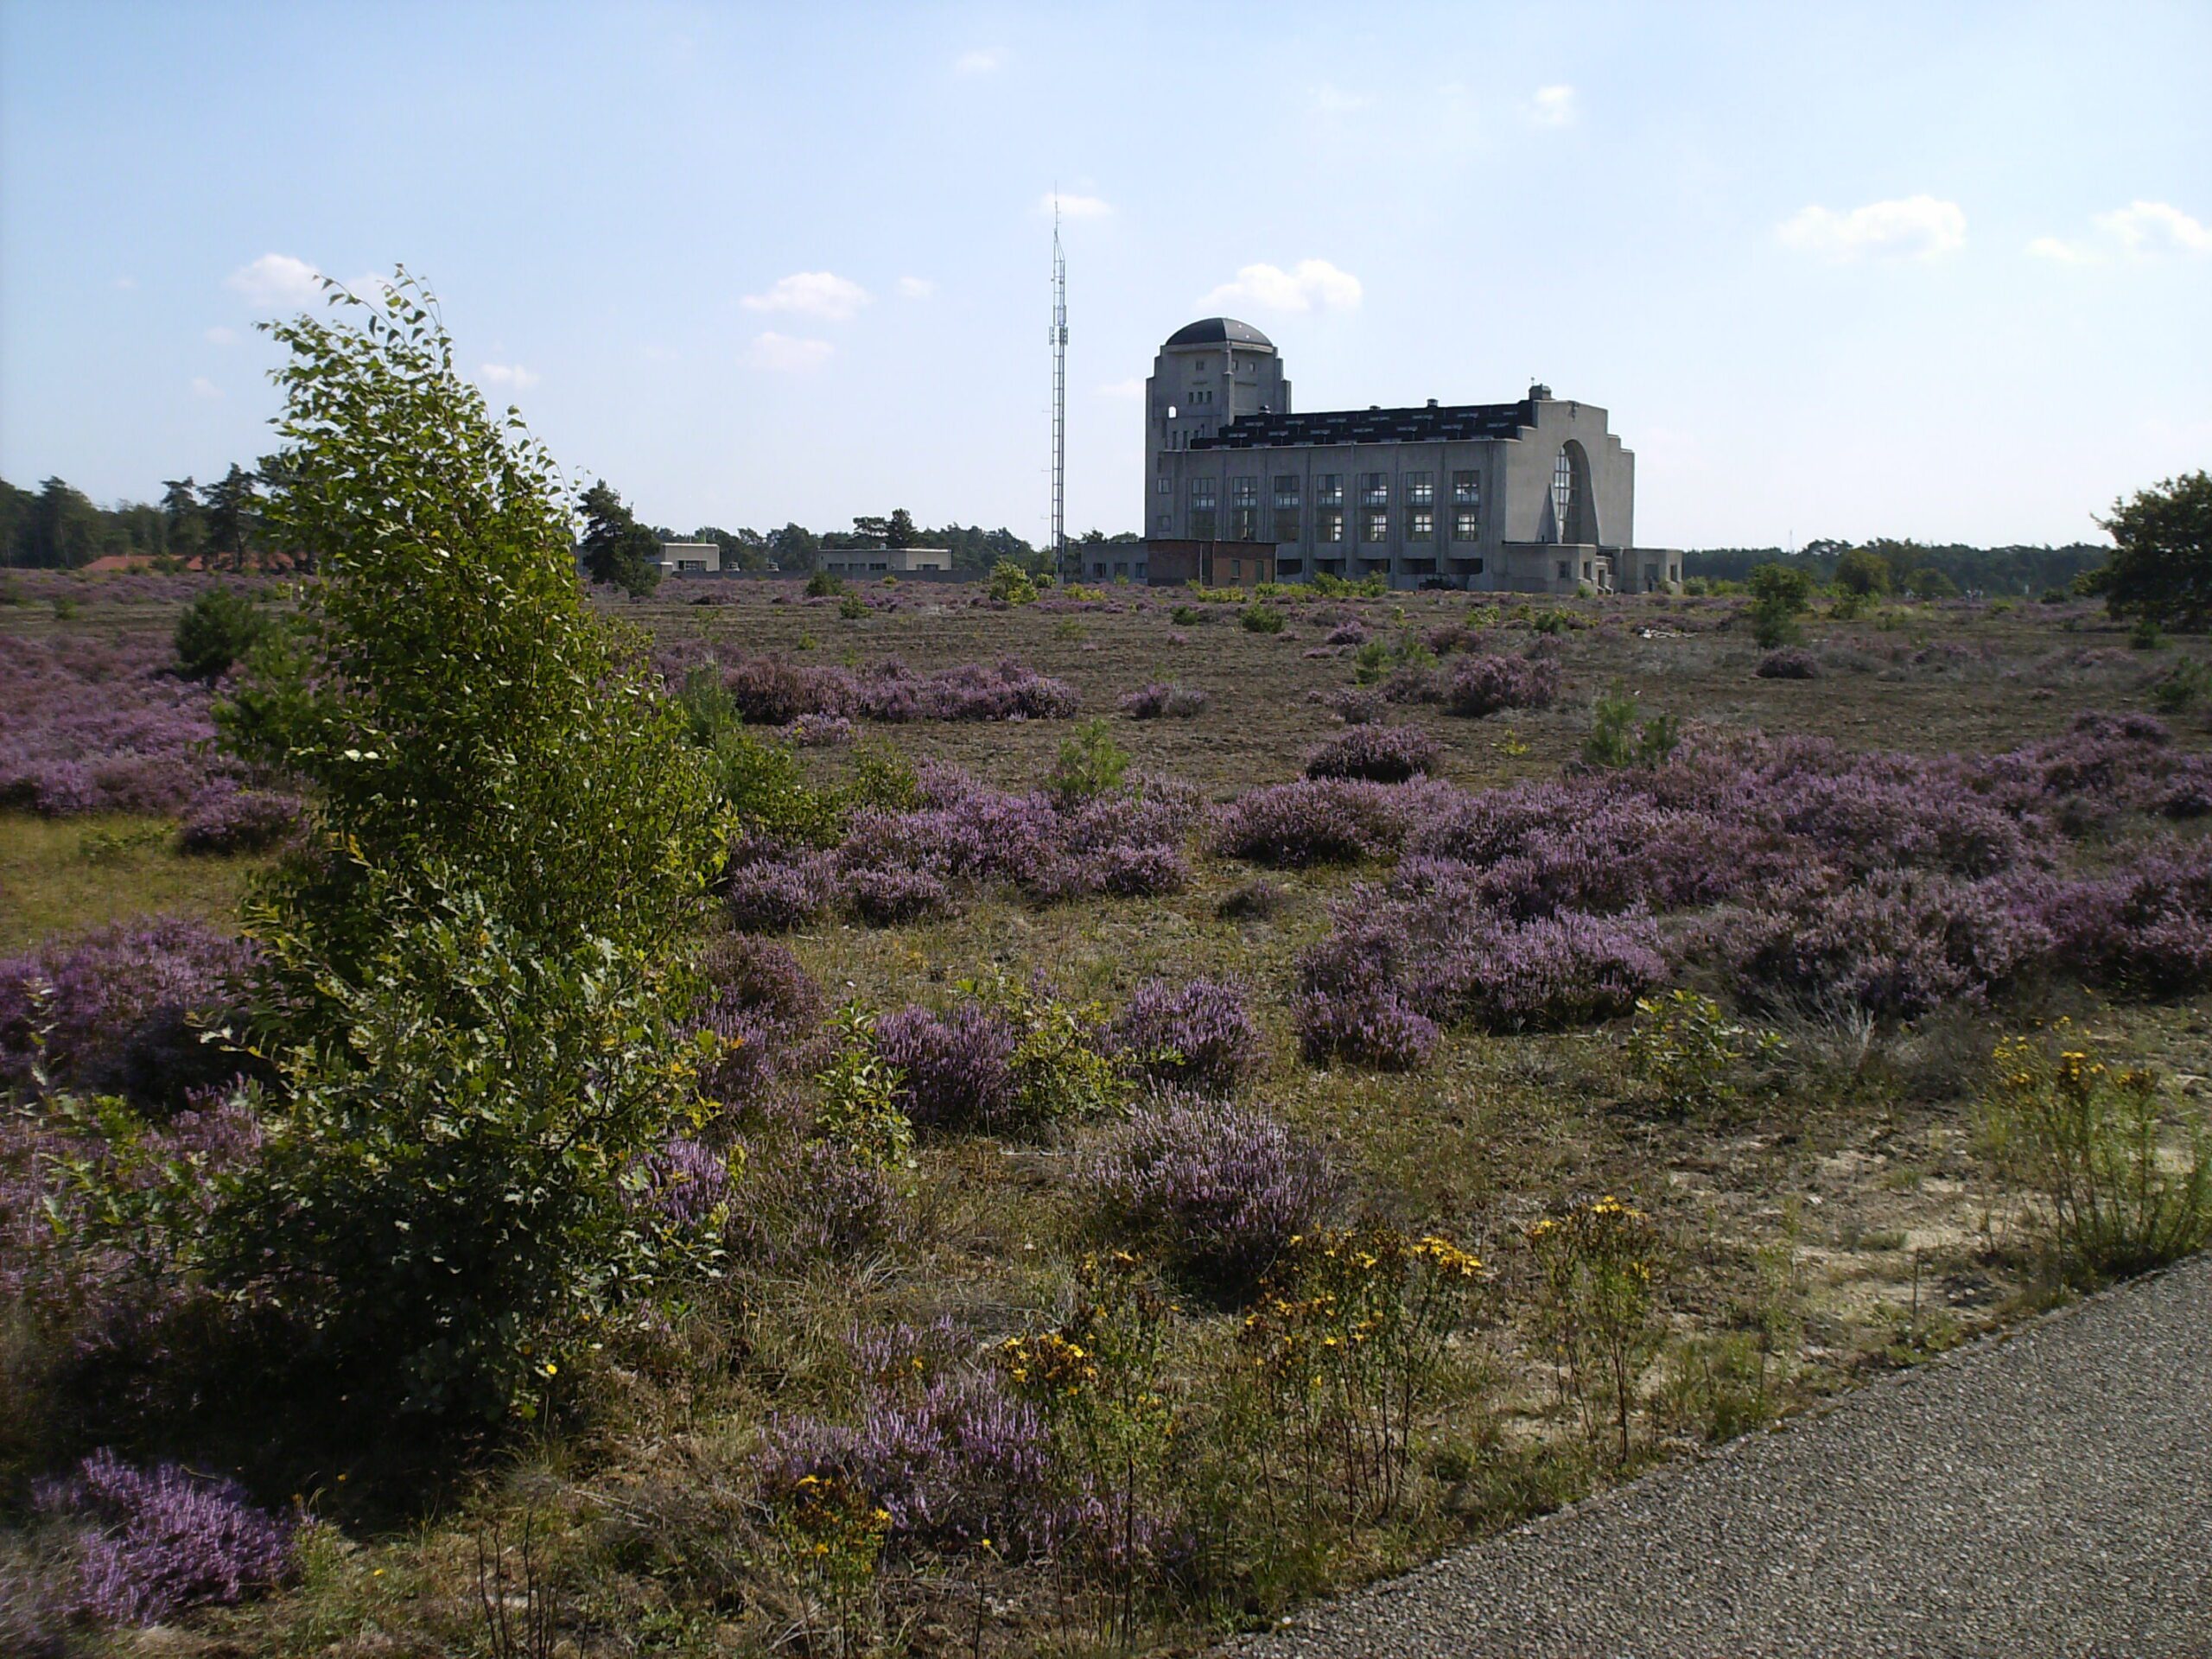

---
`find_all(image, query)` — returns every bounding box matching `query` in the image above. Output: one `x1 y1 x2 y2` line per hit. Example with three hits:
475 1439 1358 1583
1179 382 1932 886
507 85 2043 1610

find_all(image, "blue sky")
3 0 2207 549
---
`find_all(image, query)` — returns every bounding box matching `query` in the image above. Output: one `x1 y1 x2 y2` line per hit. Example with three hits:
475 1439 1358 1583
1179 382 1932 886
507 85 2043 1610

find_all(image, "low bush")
1981 1025 2211 1282
875 977 1121 1135
1241 603 1287 635
1119 682 1208 720
1756 648 1821 680
34 1450 298 1625
1211 777 1438 867
1304 724 1442 783
1443 653 1560 718
173 588 270 683
1046 719 1130 807
175 786 304 855
1583 683 1680 769
988 561 1039 606
1109 977 1264 1096
1086 1096 1333 1290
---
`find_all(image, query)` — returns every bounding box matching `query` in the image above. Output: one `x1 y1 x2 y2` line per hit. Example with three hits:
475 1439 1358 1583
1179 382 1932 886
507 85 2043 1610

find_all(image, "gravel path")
1236 1255 2212 1659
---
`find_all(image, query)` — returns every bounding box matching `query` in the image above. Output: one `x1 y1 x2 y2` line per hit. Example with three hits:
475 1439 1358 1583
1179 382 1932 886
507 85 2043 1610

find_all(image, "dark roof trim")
1192 400 1535 450
1163 317 1275 350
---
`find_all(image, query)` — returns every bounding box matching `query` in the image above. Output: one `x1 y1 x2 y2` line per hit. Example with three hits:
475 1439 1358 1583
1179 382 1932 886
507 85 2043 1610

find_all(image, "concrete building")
817 545 954 577
658 541 721 575
1141 318 1678 594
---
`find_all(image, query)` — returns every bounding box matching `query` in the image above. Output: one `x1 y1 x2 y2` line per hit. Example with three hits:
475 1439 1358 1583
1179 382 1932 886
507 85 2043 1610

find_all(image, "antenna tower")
1050 201 1068 583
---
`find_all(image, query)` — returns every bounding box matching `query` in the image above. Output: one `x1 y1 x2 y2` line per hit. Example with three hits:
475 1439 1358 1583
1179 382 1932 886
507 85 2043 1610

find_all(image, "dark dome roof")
1164 317 1274 350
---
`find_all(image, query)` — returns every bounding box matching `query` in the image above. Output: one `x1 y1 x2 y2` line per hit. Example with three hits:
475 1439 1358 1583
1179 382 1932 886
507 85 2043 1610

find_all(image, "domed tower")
1143 319 1289 531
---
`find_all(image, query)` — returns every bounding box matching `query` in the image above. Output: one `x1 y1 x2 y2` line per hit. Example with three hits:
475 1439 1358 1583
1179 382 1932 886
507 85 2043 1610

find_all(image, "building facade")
817 546 954 577
1141 317 1677 594
657 541 721 574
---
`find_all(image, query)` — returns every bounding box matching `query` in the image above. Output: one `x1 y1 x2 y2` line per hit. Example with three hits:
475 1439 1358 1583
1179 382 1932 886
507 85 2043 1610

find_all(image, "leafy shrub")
1981 1025 2211 1282
1109 977 1264 1095
173 588 270 683
2149 658 2212 713
1626 990 1785 1117
1240 602 1286 634
1304 724 1441 783
988 561 1039 605
806 569 847 598
1443 653 1560 718
1118 682 1208 720
1170 604 1204 626
1756 648 1821 680
35 1450 297 1624
837 591 868 620
1046 718 1129 807
875 977 1120 1135
1087 1096 1333 1290
1582 683 1679 769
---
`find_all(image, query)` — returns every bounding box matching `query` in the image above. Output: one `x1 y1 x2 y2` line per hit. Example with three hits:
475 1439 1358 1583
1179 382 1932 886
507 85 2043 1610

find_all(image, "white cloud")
226 251 325 307
953 48 1001 74
1529 84 1576 127
741 270 870 321
2030 200 2211 264
1097 377 1145 399
190 377 223 400
747 331 834 372
479 362 541 391
1311 83 1370 116
1042 191 1112 220
1777 195 1966 262
897 275 936 299
1201 258 1363 314
205 325 239 346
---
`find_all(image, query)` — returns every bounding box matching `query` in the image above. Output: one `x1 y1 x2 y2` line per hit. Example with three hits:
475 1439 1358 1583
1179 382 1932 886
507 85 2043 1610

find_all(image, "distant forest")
1682 538 2109 597
0 471 1142 576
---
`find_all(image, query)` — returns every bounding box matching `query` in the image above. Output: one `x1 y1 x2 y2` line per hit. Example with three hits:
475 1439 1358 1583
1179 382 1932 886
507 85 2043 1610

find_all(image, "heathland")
3 295 2208 1657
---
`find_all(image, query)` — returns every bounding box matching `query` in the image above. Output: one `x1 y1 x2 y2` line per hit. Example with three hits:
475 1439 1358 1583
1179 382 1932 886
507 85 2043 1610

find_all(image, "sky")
3 0 2208 551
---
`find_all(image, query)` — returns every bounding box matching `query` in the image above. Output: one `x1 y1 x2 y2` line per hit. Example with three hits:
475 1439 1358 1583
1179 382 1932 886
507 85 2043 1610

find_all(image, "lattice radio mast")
1050 200 1068 583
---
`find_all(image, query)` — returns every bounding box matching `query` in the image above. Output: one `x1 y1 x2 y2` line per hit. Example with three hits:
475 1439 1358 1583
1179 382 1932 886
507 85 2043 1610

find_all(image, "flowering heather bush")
2040 846 2212 995
758 1369 1055 1556
723 851 838 933
1313 684 1387 724
1442 652 1561 718
1756 648 1821 680
175 786 304 855
1304 724 1443 784
0 918 258 1108
873 1003 1021 1132
0 632 239 816
634 1135 733 1230
1295 987 1440 1071
35 1451 296 1624
1109 978 1264 1095
690 935 825 1112
1325 620 1370 646
789 712 855 747
849 863 955 925
1414 910 1669 1032
1087 1096 1333 1290
1211 778 1446 867
1118 681 1209 719
715 652 1078 725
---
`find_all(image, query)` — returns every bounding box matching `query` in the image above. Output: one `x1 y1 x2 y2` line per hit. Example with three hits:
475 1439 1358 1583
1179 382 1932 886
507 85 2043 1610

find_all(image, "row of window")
1180 507 1486 544
1164 471 1483 509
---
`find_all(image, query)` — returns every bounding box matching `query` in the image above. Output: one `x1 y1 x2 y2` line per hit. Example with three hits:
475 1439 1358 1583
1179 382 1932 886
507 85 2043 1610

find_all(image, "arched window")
1552 450 1573 543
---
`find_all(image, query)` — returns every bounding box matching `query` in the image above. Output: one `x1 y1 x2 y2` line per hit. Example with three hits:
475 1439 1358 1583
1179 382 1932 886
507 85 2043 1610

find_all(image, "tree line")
1683 538 2110 598
0 467 282 568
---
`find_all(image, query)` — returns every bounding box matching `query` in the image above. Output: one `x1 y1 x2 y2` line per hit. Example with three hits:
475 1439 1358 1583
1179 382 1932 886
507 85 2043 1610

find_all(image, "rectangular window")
1360 472 1389 505
1453 470 1479 506
1557 560 1570 581
1406 471 1433 506
1230 476 1258 506
1408 509 1434 541
1363 510 1389 543
1453 509 1479 541
1272 474 1300 510
1274 509 1300 543
1318 509 1344 544
1191 479 1217 509
1315 474 1343 506
1154 512 1170 531
1157 474 1172 494
1230 477 1259 541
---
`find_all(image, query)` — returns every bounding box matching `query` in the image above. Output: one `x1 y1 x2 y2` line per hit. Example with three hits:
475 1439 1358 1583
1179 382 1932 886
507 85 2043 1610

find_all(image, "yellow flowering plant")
1526 1195 1664 1464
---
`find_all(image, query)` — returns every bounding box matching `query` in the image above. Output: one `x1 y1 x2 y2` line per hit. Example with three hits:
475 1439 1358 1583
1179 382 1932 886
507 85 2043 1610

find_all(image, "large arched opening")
1550 441 1598 544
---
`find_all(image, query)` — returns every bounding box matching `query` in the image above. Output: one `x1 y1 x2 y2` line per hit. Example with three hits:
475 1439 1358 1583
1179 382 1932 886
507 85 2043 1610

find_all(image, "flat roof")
1191 399 1535 450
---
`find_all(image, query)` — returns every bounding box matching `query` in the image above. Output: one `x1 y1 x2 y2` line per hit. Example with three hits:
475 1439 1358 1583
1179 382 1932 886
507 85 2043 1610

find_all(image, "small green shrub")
175 587 273 682
2130 614 2168 652
51 595 79 621
1626 990 1784 1117
805 569 846 598
1170 604 1203 626
988 561 1039 605
1583 683 1679 769
1053 616 1088 641
1241 603 1285 634
2150 658 2212 713
1046 717 1128 807
1982 1024 2212 1284
837 591 868 620
812 1004 913 1172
